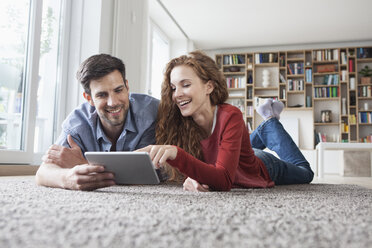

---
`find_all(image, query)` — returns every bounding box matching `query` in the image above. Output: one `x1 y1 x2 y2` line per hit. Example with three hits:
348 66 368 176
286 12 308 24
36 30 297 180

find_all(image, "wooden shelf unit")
216 46 372 144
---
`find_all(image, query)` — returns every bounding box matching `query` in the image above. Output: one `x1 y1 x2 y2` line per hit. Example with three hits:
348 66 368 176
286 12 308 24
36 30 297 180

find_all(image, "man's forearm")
35 163 67 189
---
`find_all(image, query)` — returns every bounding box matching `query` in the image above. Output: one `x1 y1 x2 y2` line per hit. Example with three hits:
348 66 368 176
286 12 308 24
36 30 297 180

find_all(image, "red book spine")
348 59 354 72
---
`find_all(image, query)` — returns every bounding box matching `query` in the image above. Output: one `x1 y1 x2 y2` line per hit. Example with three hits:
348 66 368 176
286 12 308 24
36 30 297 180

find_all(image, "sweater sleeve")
167 111 244 191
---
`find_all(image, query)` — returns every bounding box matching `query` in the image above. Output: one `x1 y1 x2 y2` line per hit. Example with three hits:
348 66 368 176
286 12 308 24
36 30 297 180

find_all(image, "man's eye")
115 88 123 93
96 93 106 98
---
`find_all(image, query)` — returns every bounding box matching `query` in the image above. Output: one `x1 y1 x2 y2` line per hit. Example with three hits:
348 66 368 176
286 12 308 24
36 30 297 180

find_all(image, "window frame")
0 0 71 165
0 0 42 164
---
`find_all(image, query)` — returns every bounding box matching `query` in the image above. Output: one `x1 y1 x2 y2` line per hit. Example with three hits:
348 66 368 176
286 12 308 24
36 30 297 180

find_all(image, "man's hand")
136 145 177 168
183 177 209 192
62 164 115 191
42 135 87 168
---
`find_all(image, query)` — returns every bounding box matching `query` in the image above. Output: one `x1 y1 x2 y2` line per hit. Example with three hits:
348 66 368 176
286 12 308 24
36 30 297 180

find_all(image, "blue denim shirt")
55 93 159 154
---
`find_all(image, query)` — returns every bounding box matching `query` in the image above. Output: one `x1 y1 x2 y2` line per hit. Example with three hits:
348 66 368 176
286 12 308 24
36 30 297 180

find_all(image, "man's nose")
107 94 119 106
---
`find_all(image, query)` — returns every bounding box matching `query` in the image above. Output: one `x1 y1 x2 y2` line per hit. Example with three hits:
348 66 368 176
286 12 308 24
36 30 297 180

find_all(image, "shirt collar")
122 105 137 134
95 104 137 142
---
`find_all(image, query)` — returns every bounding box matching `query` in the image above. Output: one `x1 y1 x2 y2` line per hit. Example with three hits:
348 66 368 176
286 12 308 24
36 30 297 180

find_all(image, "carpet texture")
1 177 371 248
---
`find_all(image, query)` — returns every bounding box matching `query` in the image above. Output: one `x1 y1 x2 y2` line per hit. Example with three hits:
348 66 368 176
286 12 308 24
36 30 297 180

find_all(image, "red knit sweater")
168 104 274 191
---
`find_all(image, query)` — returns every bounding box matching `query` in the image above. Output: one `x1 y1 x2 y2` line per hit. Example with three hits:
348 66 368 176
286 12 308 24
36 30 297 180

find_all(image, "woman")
139 51 314 191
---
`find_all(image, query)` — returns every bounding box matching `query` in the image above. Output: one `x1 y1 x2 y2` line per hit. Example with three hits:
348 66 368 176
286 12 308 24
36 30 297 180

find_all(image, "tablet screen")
85 152 160 185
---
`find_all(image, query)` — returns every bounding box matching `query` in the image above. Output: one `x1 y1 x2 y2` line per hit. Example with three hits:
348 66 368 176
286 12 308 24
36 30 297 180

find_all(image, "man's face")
84 70 129 134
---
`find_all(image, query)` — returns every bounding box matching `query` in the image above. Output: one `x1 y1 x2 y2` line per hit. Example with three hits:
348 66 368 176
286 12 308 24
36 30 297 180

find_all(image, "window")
0 0 63 164
35 0 62 153
148 23 170 99
0 0 30 151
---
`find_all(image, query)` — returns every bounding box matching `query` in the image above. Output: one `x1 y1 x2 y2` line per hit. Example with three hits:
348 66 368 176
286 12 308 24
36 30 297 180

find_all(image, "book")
348 59 354 72
318 132 327 142
341 52 347 64
287 64 293 75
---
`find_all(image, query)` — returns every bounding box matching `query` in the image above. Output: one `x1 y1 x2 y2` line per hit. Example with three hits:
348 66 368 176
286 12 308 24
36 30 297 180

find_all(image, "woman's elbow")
212 174 233 191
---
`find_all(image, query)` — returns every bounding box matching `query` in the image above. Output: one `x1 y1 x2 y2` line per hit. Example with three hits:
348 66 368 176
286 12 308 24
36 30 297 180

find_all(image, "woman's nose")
173 87 183 98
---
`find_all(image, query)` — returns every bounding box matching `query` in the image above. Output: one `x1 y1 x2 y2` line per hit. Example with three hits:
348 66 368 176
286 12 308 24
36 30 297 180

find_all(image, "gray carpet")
1 177 371 248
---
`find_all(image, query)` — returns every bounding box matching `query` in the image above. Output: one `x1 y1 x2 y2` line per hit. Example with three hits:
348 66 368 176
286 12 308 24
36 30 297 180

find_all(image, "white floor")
312 175 372 189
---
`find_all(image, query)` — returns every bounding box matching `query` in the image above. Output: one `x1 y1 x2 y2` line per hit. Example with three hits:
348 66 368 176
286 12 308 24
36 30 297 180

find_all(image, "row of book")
341 70 347 81
287 63 304 75
255 53 278 64
279 55 286 67
349 114 357 124
360 135 372 143
226 77 245 88
357 48 372 59
340 52 347 65
279 73 286 83
247 88 253 99
316 132 340 143
246 106 253 116
340 121 349 132
305 69 312 82
358 86 372 97
288 79 304 91
228 99 245 113
359 112 372 124
223 55 245 65
314 87 339 98
281 88 286 99
313 49 339 61
320 74 339 85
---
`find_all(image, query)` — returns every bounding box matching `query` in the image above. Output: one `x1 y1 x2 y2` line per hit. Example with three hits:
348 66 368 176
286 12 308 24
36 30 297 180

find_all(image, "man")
36 54 159 191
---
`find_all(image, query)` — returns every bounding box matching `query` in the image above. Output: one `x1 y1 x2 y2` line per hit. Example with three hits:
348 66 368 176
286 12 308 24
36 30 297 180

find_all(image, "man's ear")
125 80 129 91
206 80 215 95
83 92 94 106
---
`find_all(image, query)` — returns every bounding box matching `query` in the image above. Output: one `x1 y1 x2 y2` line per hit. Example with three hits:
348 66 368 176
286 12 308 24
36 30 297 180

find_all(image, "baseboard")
0 165 39 176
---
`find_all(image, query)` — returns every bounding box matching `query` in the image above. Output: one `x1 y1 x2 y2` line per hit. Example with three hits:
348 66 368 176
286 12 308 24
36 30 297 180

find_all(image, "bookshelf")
216 46 372 145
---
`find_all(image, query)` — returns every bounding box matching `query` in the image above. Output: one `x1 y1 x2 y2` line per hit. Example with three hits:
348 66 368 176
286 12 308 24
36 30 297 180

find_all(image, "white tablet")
85 152 160 185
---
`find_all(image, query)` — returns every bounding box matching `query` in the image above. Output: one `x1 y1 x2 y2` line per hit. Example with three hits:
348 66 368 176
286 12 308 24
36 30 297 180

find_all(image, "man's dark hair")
76 54 126 95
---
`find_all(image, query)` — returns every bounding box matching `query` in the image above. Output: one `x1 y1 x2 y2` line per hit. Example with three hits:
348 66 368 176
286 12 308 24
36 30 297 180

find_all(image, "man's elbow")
34 165 44 186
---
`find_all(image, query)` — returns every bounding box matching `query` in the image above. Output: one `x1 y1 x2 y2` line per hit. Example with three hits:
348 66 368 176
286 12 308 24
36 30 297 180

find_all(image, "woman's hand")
136 145 178 168
183 177 209 192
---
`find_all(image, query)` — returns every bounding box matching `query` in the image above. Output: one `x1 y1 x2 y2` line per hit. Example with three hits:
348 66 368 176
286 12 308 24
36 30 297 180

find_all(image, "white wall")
62 0 192 122
281 110 313 150
204 40 372 58
110 0 148 94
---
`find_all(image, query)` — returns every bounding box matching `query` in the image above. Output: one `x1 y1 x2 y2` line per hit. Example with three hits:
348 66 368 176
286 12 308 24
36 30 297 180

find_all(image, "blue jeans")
250 118 314 185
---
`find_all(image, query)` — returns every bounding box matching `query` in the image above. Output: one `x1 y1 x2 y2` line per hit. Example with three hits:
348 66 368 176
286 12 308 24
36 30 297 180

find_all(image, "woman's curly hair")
156 50 228 182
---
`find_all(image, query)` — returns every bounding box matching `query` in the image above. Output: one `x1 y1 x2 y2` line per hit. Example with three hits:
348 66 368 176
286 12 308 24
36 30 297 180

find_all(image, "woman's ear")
206 80 215 94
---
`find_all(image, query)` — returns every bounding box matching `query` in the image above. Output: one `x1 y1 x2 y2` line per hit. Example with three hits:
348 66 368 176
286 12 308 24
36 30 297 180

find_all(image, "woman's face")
170 65 214 118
